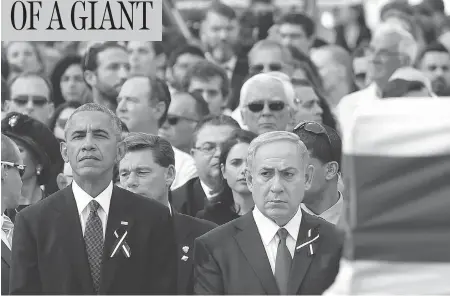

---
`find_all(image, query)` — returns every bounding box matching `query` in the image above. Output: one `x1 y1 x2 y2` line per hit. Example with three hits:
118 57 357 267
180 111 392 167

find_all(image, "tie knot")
277 228 289 240
89 200 100 213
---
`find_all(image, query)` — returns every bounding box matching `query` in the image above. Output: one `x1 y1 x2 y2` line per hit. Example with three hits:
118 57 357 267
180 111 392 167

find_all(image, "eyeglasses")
293 121 335 161
246 101 285 113
194 142 220 154
12 96 49 107
250 63 283 74
166 115 198 126
1 161 26 177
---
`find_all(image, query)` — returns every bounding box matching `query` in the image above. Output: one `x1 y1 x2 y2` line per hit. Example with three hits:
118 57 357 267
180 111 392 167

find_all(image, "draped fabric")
325 98 450 295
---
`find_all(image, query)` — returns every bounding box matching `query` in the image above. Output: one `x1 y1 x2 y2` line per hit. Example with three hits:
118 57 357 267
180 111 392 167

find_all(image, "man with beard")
83 42 130 111
200 2 249 111
417 42 450 96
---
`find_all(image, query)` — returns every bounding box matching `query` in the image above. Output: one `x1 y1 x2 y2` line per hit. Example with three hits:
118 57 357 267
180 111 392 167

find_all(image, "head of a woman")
50 55 88 107
1 112 63 196
288 78 337 131
216 129 257 208
48 101 82 142
5 42 44 77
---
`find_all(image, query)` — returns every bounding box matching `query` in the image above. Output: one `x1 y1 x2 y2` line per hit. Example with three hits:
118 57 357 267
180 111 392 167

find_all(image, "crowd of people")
1 0 449 294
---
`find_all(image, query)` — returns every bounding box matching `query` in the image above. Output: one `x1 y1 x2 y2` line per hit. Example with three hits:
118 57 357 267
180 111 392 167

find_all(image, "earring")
36 165 42 175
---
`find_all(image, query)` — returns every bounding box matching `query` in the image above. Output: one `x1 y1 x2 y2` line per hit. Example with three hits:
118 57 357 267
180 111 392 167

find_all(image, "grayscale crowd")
1 0 449 294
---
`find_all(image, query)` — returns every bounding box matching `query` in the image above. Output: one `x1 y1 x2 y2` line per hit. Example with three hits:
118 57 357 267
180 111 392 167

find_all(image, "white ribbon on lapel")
110 230 131 258
296 228 320 256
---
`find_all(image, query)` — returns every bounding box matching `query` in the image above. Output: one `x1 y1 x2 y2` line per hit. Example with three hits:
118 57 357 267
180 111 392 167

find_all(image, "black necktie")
84 200 103 293
275 228 292 295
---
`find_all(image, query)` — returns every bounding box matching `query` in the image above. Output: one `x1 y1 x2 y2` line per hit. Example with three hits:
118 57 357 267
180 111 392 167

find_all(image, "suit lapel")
57 186 95 293
172 211 194 294
99 186 134 294
1 241 11 266
234 213 279 295
288 211 320 294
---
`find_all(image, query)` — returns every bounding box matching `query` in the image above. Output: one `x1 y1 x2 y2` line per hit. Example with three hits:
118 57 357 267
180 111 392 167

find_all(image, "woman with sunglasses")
196 129 257 225
48 101 82 142
1 112 63 222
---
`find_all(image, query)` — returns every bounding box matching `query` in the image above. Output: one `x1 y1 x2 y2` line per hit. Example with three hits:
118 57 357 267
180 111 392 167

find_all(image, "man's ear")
116 141 126 163
325 161 339 181
47 102 55 122
60 141 69 163
166 165 176 188
4 100 11 113
84 70 96 87
245 168 253 193
56 173 67 190
304 164 315 191
153 101 166 124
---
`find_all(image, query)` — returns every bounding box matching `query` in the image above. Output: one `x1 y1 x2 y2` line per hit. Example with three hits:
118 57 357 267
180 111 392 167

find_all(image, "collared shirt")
171 147 198 191
1 214 13 250
200 180 217 200
72 180 113 239
301 192 344 225
253 206 302 274
205 53 237 81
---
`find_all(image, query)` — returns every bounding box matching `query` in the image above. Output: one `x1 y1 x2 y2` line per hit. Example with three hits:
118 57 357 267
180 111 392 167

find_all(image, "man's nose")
126 172 139 189
81 135 96 151
119 66 129 79
261 103 272 115
270 173 283 193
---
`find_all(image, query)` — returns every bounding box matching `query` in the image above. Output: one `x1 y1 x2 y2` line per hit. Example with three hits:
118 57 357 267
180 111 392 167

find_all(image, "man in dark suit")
171 115 240 217
193 131 343 295
1 135 24 295
119 132 217 294
10 103 176 295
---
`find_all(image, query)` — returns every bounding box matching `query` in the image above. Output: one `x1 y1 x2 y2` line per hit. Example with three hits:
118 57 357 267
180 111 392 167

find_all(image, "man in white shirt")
193 131 343 295
117 75 198 190
293 121 344 225
336 23 418 133
10 103 177 295
1 134 23 295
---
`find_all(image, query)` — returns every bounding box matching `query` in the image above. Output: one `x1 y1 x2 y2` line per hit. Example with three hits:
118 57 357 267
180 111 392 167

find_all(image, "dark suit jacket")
193 210 343 295
171 177 214 217
2 241 11 295
228 56 249 111
10 185 177 295
172 210 217 294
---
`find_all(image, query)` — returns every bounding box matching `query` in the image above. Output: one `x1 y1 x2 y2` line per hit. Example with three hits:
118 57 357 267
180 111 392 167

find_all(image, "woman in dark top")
334 4 371 53
196 129 257 225
2 112 63 222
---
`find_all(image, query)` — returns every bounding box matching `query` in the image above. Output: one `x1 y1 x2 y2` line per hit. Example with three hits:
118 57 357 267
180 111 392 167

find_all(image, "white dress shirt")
1 214 13 250
171 147 198 191
72 180 113 239
200 180 217 200
253 206 303 274
301 192 344 225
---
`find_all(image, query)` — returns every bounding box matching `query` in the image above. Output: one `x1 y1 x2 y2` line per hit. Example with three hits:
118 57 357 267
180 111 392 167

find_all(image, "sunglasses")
250 63 283 74
1 161 26 177
166 115 198 126
12 96 49 107
246 101 285 113
293 121 335 160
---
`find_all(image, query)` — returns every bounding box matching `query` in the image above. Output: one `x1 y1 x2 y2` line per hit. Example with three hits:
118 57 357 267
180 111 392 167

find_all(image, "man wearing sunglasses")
4 72 54 125
1 134 24 295
293 121 344 225
239 72 295 135
159 92 210 154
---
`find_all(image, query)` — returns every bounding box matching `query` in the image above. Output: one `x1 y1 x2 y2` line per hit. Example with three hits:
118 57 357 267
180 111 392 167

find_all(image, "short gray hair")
246 131 309 172
239 71 296 108
373 23 418 64
248 39 293 64
64 103 122 140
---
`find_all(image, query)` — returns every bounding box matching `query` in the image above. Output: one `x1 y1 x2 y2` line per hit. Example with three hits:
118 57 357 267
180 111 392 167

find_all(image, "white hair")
239 71 296 109
373 23 418 65
246 131 309 172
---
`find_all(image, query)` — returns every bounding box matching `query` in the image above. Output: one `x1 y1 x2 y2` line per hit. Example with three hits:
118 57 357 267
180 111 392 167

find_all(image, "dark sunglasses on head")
1 161 26 177
293 121 335 160
12 95 49 107
166 115 198 126
247 101 285 113
250 63 283 74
